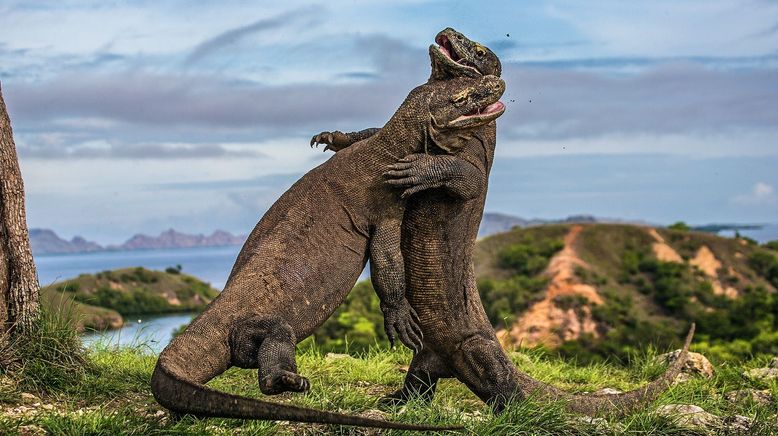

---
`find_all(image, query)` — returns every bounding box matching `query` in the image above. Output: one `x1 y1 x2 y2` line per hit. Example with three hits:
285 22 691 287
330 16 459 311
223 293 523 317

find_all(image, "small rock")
724 389 773 406
20 392 38 402
593 388 622 395
722 415 752 433
154 410 166 417
325 352 352 360
744 367 778 381
42 403 54 410
572 416 609 428
461 410 485 422
655 404 721 430
656 350 714 380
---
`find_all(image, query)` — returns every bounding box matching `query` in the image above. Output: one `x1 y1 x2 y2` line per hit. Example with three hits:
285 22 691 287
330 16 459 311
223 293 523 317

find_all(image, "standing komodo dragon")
151 73 506 430
312 28 695 417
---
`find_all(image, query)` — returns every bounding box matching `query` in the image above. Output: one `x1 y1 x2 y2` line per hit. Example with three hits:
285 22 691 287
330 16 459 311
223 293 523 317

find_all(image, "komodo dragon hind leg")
378 348 452 408
229 316 310 395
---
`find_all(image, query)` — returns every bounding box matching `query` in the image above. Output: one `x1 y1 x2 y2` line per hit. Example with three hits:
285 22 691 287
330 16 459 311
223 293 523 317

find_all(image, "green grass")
1 338 776 435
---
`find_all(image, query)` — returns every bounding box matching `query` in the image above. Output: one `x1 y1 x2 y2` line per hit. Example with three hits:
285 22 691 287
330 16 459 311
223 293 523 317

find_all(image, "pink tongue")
483 101 505 114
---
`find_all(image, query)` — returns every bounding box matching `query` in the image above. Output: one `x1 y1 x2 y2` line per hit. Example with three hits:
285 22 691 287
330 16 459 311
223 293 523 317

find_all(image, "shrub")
497 237 563 276
668 221 690 231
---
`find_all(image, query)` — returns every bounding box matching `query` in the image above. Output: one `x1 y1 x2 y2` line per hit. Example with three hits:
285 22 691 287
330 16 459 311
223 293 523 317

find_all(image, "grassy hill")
475 223 778 363
315 223 778 365
41 267 218 331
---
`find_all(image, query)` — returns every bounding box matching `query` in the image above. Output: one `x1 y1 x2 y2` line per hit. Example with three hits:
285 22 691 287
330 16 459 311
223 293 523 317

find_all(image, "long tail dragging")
151 363 463 431
515 323 696 416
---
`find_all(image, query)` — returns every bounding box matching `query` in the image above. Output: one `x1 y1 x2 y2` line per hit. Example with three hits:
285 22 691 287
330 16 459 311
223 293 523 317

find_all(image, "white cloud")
733 182 777 205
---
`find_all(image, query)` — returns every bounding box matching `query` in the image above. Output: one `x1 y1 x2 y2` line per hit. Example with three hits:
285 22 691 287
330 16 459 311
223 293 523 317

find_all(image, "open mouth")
435 35 477 69
463 101 505 117
454 100 505 124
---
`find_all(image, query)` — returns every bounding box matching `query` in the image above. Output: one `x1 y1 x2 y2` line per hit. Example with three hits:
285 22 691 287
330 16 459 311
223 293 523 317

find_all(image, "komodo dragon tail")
151 363 463 431
515 323 695 417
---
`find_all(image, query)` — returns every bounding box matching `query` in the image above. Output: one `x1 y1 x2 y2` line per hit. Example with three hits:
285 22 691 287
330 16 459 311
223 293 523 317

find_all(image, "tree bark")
0 81 40 339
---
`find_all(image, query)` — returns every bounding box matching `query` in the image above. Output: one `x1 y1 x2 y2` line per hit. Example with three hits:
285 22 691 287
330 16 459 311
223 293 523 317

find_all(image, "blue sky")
1 0 777 243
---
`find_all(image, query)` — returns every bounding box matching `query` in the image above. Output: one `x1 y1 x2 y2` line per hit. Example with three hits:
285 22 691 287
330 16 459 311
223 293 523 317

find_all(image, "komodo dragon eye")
475 46 486 57
451 91 469 107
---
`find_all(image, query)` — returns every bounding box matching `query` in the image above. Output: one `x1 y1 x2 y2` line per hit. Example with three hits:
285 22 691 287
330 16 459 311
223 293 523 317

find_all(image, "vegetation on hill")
41 267 218 330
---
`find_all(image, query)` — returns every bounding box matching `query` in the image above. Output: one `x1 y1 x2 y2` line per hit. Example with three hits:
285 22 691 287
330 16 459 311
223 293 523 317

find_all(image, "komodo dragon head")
424 74 506 153
430 27 501 80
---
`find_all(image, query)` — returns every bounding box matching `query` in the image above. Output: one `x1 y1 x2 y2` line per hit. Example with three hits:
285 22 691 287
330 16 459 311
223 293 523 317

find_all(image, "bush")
498 238 563 276
668 221 690 231
478 276 548 327
89 287 172 315
314 280 388 353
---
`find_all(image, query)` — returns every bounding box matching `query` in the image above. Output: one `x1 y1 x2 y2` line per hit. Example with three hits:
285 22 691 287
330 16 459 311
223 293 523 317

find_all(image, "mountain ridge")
30 228 248 255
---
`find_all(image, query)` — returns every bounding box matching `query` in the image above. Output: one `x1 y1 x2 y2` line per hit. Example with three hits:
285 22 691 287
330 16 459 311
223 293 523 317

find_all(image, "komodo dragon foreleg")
370 219 424 351
311 128 380 152
312 130 486 201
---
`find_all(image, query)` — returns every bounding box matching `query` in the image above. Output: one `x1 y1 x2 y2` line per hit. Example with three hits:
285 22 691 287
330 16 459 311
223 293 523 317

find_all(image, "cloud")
184 6 324 65
18 141 264 160
733 182 777 205
498 61 778 139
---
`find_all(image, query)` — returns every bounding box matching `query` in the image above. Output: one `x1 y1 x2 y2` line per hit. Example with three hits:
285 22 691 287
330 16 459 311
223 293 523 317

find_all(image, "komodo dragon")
312 28 696 417
151 73 507 430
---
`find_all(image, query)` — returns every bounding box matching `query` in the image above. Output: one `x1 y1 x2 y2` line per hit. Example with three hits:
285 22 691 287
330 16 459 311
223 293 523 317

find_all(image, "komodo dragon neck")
366 88 432 160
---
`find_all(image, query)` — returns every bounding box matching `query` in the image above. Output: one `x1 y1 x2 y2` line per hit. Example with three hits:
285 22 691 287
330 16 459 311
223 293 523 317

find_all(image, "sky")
1 0 777 243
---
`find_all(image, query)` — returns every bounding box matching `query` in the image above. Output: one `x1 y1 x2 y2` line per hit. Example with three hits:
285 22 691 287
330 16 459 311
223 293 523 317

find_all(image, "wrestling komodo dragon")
313 28 696 417
151 74 506 430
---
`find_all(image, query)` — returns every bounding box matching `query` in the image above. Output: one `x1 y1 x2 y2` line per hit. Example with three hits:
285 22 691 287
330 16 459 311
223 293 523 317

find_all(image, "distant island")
30 228 247 255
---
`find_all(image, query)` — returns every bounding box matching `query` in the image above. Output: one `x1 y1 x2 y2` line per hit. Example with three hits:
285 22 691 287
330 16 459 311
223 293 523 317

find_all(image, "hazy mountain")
29 229 103 255
115 229 246 251
30 228 247 255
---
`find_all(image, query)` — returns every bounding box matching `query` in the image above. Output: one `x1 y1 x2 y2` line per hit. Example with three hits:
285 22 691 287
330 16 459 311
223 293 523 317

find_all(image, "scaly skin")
151 74 505 431
314 27 695 417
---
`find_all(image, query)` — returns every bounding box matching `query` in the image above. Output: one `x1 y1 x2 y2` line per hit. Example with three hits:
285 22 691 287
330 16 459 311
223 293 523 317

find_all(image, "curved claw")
386 162 413 171
401 183 428 199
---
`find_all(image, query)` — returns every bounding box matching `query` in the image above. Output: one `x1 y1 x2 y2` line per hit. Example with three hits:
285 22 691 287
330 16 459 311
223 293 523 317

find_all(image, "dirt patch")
108 281 126 291
690 246 738 298
648 228 683 263
690 246 721 277
500 226 602 349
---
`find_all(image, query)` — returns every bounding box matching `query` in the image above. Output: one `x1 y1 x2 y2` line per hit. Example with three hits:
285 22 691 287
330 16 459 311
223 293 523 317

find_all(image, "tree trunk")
0 81 39 339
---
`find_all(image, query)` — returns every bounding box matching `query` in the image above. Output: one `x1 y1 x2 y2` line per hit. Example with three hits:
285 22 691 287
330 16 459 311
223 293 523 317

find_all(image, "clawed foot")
384 154 445 198
260 370 311 395
381 300 424 353
310 131 349 152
